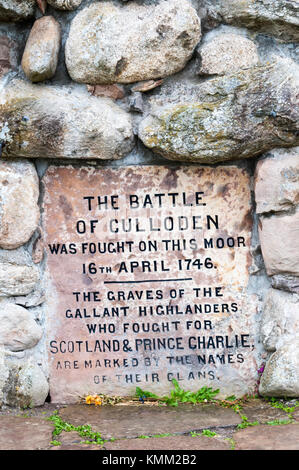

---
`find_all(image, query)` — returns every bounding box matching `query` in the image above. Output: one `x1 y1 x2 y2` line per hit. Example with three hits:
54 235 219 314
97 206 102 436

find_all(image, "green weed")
201 429 217 437
48 411 107 446
138 433 172 439
266 419 293 426
135 387 159 400
266 397 299 418
225 437 236 450
50 440 61 446
191 429 217 437
136 379 219 407
237 415 259 430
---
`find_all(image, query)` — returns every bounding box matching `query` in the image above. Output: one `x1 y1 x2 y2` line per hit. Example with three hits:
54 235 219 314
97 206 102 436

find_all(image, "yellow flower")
94 396 102 406
85 394 102 406
85 395 94 405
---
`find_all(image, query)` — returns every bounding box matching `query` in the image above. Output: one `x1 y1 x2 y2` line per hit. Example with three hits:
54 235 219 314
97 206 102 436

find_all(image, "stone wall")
0 0 298 406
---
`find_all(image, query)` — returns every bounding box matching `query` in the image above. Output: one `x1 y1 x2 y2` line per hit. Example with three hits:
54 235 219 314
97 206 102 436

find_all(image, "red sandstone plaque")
42 165 258 403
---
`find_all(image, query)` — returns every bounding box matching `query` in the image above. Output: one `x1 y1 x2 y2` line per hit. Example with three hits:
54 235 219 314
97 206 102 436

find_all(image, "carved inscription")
42 166 258 402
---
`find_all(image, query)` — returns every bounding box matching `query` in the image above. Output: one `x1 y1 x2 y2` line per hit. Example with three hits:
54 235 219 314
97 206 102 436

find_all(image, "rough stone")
52 430 85 447
0 35 17 77
10 287 45 308
0 398 297 449
32 236 44 264
104 435 231 450
59 404 241 440
131 80 164 93
259 341 299 397
65 0 201 84
129 92 144 113
86 84 125 101
240 398 292 424
271 275 299 295
0 244 34 268
255 147 299 214
260 288 299 352
198 33 259 76
0 262 39 297
0 78 134 160
0 416 53 449
0 0 35 22
50 443 99 450
234 423 299 450
0 302 42 352
0 159 40 250
16 363 49 407
1 359 49 408
49 431 100 450
202 0 299 42
21 16 61 83
259 211 299 277
0 349 9 406
138 58 299 163
47 0 82 10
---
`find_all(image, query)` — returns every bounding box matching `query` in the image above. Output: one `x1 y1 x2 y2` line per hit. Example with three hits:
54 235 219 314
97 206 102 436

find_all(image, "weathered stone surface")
21 16 61 83
129 92 144 113
259 211 299 277
65 0 201 84
255 147 299 214
0 244 34 268
0 302 42 352
0 159 39 250
260 288 299 352
49 430 100 450
0 349 8 406
86 84 125 101
16 363 49 407
59 404 241 440
0 35 17 77
10 287 45 308
0 262 39 297
132 80 164 93
51 429 231 450
234 423 299 450
240 397 292 424
32 235 44 264
271 275 299 295
104 435 231 450
52 430 85 447
139 59 299 163
50 443 99 450
0 416 53 449
0 78 134 160
198 33 259 76
43 165 258 402
0 36 11 77
0 0 35 22
259 341 299 397
47 0 82 10
202 0 299 41
1 360 49 408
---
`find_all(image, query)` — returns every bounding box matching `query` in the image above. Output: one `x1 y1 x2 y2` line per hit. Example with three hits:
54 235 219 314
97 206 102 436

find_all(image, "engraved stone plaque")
42 165 258 403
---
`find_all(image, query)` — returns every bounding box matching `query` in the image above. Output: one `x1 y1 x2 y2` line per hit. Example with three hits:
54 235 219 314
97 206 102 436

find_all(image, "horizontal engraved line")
104 278 193 284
